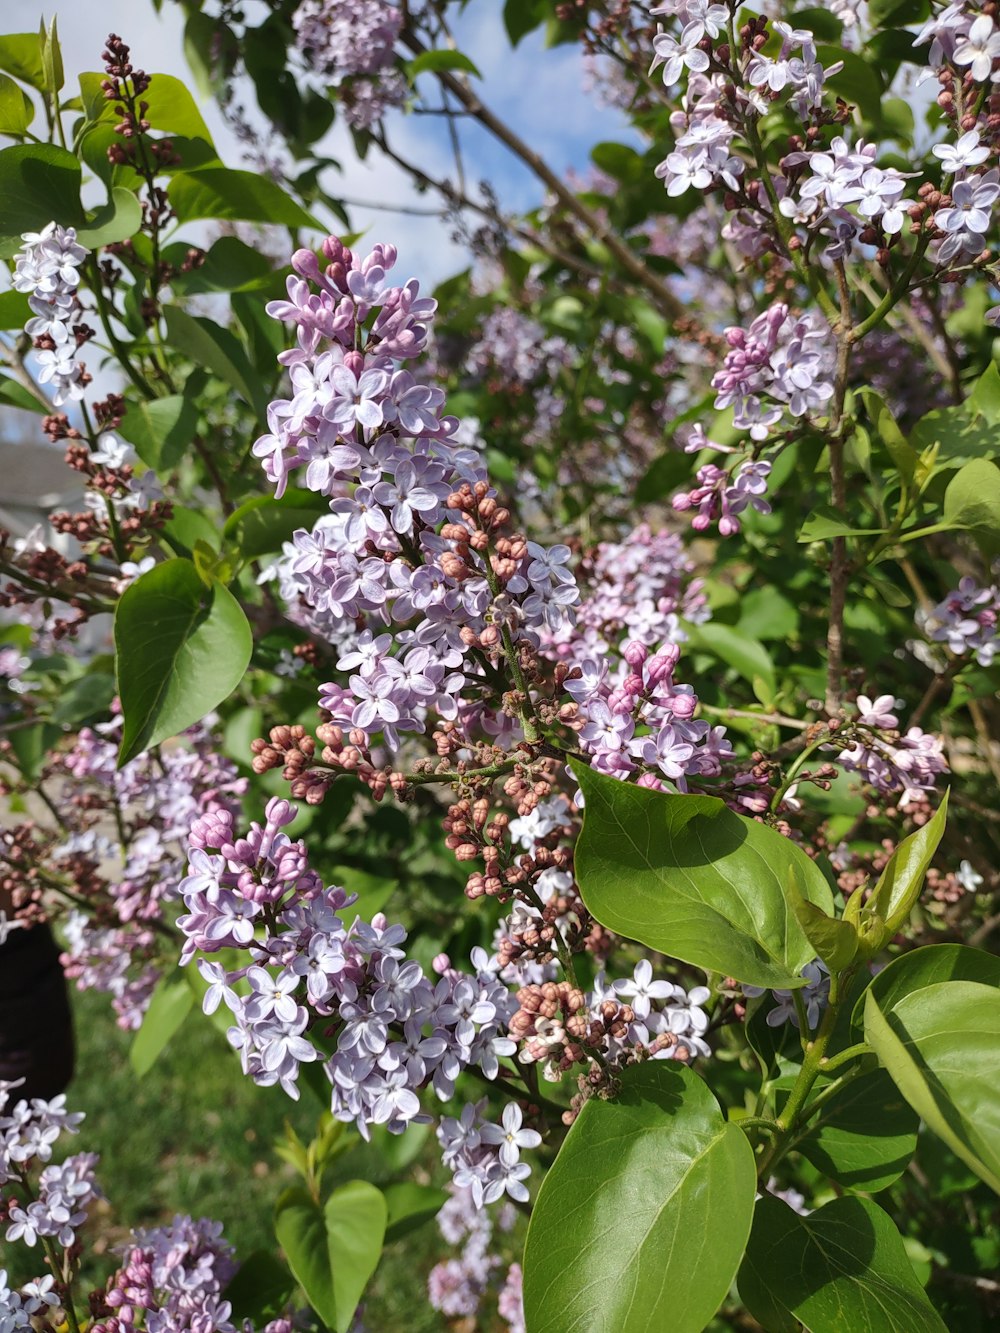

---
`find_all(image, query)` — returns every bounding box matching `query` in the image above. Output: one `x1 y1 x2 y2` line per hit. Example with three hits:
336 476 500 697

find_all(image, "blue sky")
16 1 636 283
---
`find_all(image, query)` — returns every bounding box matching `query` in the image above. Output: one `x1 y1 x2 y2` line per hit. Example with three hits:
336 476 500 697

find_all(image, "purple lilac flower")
13 223 90 406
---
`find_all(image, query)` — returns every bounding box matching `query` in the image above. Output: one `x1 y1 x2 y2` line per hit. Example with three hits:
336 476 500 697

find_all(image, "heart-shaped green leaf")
796 1067 918 1192
114 557 252 765
573 762 833 988
851 943 1000 1032
275 1180 386 1333
738 1196 946 1332
523 1062 756 1333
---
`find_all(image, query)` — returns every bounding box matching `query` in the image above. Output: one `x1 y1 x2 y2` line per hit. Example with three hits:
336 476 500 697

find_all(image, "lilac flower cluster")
779 137 913 252
0 1080 292 1333
565 521 708 656
50 717 244 1029
437 1098 541 1207
427 1183 524 1328
917 6 1000 84
744 960 830 1031
672 458 772 536
254 239 579 751
1 1083 97 1255
0 1269 58 1328
837 695 948 807
653 15 842 199
84 432 164 523
567 637 733 788
466 307 572 388
924 575 1000 666
291 0 405 128
652 4 1000 272
710 304 836 439
178 802 535 1175
509 957 712 1079
12 223 90 406
95 1215 293 1333
933 165 1000 265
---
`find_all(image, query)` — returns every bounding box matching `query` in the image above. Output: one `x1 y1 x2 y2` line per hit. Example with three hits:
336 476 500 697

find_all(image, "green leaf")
910 403 999 465
118 394 200 472
685 621 776 700
590 140 645 183
737 586 800 642
79 70 215 146
868 791 948 933
129 977 194 1077
787 7 844 40
797 1067 919 1192
865 979 1000 1195
944 457 1000 535
0 289 30 329
784 865 857 972
862 388 918 482
0 143 83 254
408 49 481 78
162 506 222 558
854 943 1000 1032
329 865 395 922
969 361 1000 425
869 0 930 24
738 1196 946 1332
168 167 317 229
0 374 44 412
879 95 915 139
817 46 884 120
222 490 329 561
0 33 45 89
40 16 63 96
523 1062 755 1333
382 1182 449 1243
574 763 834 987
171 234 276 294
223 1250 296 1322
634 449 694 504
274 1180 386 1333
162 306 267 419
51 671 116 727
503 0 547 44
799 504 887 541
76 186 142 248
114 558 252 765
0 71 33 133
8 721 60 781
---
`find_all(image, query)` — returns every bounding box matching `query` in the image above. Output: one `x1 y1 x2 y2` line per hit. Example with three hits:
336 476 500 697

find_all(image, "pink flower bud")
291 248 322 282
646 645 680 684
265 796 295 828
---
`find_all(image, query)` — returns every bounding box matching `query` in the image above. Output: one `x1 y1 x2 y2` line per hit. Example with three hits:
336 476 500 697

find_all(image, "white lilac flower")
953 14 1000 82
957 860 984 893
933 130 990 173
480 1104 542 1168
650 23 711 87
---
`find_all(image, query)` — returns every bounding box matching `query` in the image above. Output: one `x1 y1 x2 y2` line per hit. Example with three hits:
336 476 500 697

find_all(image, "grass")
5 985 466 1329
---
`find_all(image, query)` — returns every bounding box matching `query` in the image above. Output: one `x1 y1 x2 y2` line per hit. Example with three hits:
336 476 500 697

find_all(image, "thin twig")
400 30 684 321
